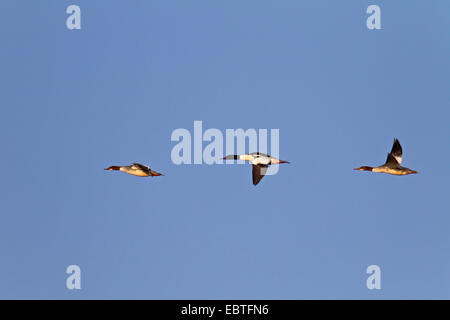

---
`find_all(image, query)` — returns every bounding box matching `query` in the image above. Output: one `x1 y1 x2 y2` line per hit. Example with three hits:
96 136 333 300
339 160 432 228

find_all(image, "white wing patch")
393 154 402 165
252 156 271 165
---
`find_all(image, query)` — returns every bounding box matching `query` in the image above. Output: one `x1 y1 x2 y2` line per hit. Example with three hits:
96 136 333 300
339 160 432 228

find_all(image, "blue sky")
1 1 449 299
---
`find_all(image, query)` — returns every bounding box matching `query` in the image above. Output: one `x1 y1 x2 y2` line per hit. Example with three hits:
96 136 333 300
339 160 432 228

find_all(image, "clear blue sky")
1 1 449 299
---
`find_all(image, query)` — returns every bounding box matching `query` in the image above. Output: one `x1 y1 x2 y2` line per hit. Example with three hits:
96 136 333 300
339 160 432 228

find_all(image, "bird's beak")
279 160 290 164
409 170 419 174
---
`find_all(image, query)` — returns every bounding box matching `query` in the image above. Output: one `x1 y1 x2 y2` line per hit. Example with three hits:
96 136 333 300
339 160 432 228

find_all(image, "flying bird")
354 139 418 175
223 152 290 185
104 163 163 177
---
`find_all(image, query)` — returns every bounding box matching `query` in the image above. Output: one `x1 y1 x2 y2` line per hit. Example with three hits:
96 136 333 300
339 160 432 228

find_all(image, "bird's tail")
150 170 163 176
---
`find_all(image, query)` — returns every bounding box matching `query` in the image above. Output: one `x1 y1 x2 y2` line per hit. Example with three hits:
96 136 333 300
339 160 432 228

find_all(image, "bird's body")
354 139 418 176
223 152 290 185
104 163 163 177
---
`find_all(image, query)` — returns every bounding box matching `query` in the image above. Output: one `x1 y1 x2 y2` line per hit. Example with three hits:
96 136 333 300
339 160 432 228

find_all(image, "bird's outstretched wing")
252 164 268 186
389 139 403 164
385 153 400 167
132 163 150 171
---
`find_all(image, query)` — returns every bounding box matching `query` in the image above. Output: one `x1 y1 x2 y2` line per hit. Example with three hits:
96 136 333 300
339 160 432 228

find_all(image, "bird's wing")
385 153 400 167
389 139 403 164
252 164 268 186
132 163 150 170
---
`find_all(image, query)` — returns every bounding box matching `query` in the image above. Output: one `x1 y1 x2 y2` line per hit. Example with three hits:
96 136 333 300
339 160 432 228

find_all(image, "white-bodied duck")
223 152 290 185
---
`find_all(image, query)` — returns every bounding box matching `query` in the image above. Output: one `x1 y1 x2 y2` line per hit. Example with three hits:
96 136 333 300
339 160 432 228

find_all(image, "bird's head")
353 166 373 171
